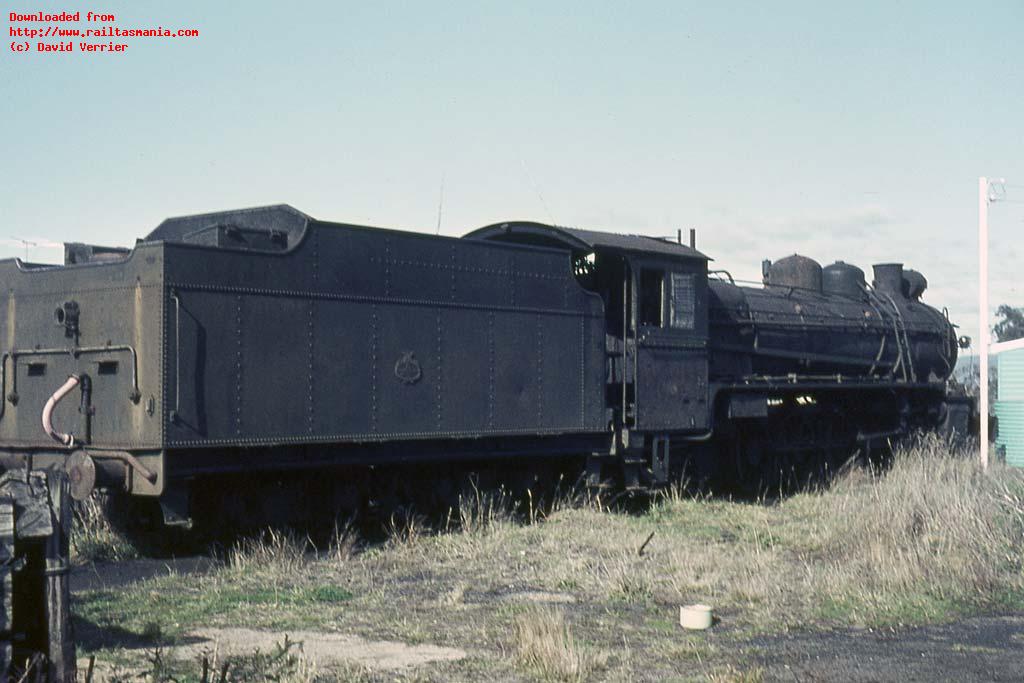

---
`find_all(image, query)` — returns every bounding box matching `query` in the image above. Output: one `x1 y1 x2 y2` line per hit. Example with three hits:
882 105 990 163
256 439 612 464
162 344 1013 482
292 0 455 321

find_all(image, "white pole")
979 176 989 470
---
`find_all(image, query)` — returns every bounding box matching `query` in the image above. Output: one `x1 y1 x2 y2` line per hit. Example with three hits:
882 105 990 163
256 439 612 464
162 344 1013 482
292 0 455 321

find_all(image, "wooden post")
0 495 13 678
44 471 74 683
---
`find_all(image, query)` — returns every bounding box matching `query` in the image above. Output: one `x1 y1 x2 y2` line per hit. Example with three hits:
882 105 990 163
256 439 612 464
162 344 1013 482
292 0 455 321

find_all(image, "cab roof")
464 221 709 261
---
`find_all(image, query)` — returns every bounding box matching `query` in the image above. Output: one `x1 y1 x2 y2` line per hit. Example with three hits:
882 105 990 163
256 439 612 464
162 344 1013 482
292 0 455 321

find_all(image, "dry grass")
547 477 611 517
328 518 360 562
648 434 1024 627
91 637 327 683
452 482 517 534
811 435 1024 621
447 434 1024 630
705 664 766 683
75 436 1024 681
226 528 312 574
511 606 602 682
196 635 324 683
384 508 429 547
71 493 139 563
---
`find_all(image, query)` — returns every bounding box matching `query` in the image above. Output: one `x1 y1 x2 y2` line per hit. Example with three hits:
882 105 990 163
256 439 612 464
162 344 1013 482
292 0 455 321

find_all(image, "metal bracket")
651 435 670 485
158 487 192 529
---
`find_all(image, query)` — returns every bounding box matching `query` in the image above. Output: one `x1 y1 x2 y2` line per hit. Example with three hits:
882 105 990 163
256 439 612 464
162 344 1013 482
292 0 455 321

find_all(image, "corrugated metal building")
996 347 1024 467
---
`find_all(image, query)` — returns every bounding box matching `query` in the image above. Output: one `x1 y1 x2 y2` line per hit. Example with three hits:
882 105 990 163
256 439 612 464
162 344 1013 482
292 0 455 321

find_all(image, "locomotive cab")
465 222 712 485
628 256 710 433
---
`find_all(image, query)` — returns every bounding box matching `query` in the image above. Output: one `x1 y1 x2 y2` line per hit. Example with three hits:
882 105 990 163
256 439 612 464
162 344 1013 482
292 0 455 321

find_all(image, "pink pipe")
41 375 80 446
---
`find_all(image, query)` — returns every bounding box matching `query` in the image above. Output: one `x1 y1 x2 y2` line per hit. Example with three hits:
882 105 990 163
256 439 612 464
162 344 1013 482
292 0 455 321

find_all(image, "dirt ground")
174 627 467 670
67 450 1024 681
749 615 1024 682
71 559 1024 681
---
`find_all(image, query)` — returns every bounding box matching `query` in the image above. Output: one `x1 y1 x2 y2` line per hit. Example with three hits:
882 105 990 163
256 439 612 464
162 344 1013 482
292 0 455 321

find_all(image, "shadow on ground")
750 614 1024 682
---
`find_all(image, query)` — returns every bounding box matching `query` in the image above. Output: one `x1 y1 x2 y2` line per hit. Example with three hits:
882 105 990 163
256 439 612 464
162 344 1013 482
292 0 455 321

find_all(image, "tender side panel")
163 222 606 447
312 301 373 434
0 248 165 450
240 296 309 437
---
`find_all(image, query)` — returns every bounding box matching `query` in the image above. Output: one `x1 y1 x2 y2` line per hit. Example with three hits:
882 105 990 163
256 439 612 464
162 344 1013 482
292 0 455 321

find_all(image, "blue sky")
2 1 1022 344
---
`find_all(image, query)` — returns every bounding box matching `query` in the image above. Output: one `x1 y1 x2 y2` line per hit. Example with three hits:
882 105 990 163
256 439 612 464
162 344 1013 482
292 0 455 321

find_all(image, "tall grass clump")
511 606 601 682
815 434 1024 620
452 481 517 534
384 508 429 547
226 528 312 574
71 493 139 563
328 517 360 562
203 636 323 683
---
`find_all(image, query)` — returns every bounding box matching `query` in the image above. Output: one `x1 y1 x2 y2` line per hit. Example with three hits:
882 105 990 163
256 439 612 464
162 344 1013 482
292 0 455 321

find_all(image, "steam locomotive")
0 205 967 524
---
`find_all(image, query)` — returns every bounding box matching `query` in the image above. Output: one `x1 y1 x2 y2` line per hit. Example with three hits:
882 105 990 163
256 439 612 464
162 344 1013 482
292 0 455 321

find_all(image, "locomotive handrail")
870 288 915 382
712 276 848 298
5 345 140 407
710 342 897 370
724 377 944 390
0 353 7 420
711 316 938 334
171 289 181 421
708 270 735 285
867 334 887 376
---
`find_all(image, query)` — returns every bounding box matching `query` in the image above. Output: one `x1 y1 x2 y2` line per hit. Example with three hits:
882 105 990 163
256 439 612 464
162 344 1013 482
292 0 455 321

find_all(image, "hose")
41 375 80 446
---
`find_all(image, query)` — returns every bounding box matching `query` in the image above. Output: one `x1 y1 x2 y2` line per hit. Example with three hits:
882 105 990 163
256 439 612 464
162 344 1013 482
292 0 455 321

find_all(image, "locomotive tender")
0 205 965 522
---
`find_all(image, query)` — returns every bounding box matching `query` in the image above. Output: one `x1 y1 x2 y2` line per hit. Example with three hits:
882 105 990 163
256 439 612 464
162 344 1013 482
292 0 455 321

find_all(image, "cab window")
669 272 695 330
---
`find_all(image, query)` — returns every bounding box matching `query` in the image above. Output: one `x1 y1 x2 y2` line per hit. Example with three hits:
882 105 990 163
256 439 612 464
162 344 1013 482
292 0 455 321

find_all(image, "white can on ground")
679 604 713 630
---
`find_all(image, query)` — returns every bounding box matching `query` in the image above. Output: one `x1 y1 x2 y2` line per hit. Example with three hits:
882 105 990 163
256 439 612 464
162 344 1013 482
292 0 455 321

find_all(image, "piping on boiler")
42 374 80 446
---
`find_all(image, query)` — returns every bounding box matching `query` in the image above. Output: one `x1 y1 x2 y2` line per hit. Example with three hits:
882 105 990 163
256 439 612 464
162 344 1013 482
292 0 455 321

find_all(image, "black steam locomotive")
0 205 966 524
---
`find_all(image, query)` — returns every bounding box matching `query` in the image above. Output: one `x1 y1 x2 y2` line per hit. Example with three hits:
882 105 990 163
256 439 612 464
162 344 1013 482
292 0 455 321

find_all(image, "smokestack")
872 263 905 298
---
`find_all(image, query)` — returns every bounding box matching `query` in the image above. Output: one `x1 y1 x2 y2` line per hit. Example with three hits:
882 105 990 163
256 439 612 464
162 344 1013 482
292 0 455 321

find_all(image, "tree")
993 304 1024 343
